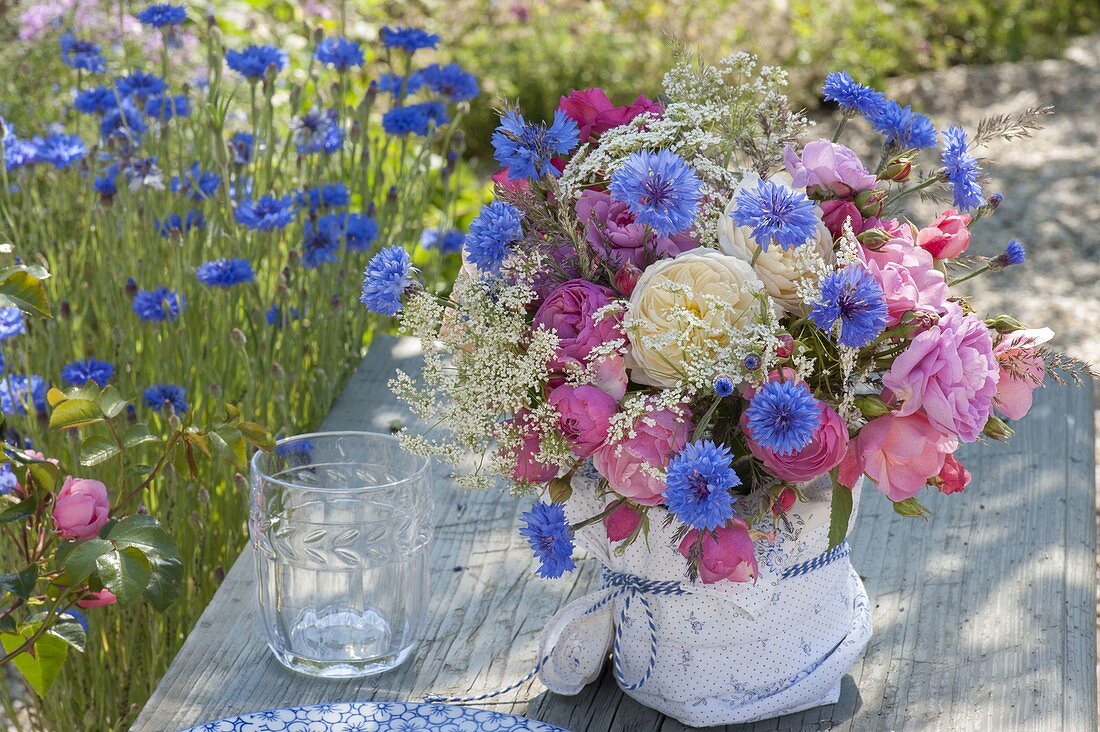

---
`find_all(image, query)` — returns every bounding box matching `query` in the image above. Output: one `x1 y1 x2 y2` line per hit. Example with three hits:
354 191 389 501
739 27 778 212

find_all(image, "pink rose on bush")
992 328 1052 419
603 501 642 541
839 413 956 501
883 303 999 442
504 409 560 484
549 384 618 458
859 237 949 327
534 279 624 372
936 454 971 495
592 406 690 505
558 88 662 142
575 190 698 268
53 477 110 540
677 519 758 584
783 140 876 197
916 209 972 259
76 589 117 609
744 399 848 483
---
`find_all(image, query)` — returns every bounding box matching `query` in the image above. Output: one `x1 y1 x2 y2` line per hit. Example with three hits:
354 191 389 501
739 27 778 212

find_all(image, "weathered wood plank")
133 337 1096 732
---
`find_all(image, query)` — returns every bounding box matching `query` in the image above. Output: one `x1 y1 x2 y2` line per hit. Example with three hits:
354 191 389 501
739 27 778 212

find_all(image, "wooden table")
133 337 1097 731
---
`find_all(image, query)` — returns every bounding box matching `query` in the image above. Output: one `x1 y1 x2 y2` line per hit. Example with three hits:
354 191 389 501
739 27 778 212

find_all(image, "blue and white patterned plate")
180 701 570 732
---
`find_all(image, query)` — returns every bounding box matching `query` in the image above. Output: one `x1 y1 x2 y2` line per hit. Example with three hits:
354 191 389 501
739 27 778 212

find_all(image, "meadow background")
0 1 1097 730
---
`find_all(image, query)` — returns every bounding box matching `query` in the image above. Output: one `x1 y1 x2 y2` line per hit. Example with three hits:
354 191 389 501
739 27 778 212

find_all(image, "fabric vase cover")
537 461 872 727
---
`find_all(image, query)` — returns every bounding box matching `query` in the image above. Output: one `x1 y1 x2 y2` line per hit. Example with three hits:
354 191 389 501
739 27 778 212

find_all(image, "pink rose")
592 406 690 505
936 454 971 495
53 476 110 540
677 519 758 584
549 384 618 458
491 168 529 193
612 261 642 297
558 89 662 142
575 190 698 268
504 409 560 484
917 209 973 259
76 589 117 609
744 400 849 483
819 200 861 239
859 237 948 327
839 413 956 502
603 501 642 541
992 328 1052 420
783 140 876 197
883 303 999 443
534 279 624 373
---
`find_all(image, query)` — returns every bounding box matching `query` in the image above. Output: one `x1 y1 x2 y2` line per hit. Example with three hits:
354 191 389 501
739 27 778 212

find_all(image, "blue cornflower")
997 239 1026 267
60 33 106 73
418 63 479 102
301 215 344 268
115 71 167 100
732 178 819 251
275 437 314 461
61 358 115 387
235 194 296 231
31 134 86 169
382 102 449 136
379 26 440 54
229 131 253 164
664 440 739 531
714 375 734 398
94 164 119 198
196 258 254 287
59 608 88 633
940 126 983 210
144 384 188 414
3 136 37 172
100 100 147 141
810 266 888 348
136 4 187 27
297 183 349 210
0 307 25 341
156 210 204 237
377 72 424 98
867 100 937 150
0 463 16 495
0 375 47 416
226 45 288 81
171 162 220 200
420 228 465 254
360 246 415 315
491 110 578 181
518 501 575 579
821 71 887 118
464 200 523 274
145 94 189 120
744 380 821 456
315 37 364 70
265 304 301 327
344 213 378 252
295 109 343 155
121 157 163 189
133 286 184 322
74 86 118 115
608 150 702 236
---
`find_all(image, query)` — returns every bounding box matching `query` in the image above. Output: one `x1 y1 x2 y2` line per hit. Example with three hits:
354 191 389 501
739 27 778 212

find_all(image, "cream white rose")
717 172 834 315
625 249 765 387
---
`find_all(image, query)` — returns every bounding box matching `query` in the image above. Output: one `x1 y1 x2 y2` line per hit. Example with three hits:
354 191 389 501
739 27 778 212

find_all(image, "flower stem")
570 497 627 532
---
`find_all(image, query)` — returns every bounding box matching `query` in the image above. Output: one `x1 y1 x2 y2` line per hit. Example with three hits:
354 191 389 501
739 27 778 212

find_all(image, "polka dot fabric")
538 467 872 727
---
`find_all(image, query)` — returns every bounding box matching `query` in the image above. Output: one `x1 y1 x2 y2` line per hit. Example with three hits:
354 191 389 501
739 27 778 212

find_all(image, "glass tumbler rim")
250 430 430 494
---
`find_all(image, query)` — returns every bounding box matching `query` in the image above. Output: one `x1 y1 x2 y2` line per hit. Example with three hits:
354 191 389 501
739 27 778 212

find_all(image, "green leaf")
210 426 247 469
0 497 36 524
0 267 51 319
0 566 37 600
48 398 102 430
96 386 128 419
143 555 183 612
57 539 112 583
237 421 275 451
123 423 159 449
45 617 86 654
107 516 183 611
95 546 153 605
827 481 853 550
79 435 120 467
893 497 931 518
2 629 69 696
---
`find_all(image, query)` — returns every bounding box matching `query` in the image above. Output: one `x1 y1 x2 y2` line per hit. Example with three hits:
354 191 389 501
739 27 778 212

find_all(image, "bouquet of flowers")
366 52 1090 723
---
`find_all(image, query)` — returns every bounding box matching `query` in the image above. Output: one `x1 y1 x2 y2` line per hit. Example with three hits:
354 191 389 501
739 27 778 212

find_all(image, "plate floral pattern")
180 702 569 732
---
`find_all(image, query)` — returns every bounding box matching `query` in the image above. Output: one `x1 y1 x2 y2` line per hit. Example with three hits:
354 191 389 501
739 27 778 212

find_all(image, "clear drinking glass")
249 431 432 678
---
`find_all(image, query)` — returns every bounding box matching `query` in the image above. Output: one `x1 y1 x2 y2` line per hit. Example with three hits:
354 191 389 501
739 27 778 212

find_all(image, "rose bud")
613 261 643 296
